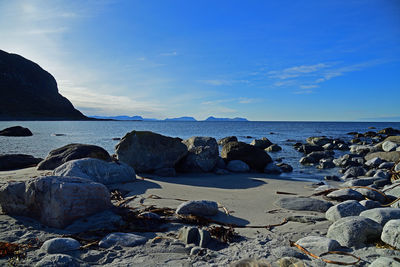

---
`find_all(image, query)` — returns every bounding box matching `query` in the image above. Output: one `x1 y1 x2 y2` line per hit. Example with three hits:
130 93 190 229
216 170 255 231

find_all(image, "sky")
0 0 399 121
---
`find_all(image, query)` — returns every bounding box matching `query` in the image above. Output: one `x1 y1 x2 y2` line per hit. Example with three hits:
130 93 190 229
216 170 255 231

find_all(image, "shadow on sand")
141 172 297 190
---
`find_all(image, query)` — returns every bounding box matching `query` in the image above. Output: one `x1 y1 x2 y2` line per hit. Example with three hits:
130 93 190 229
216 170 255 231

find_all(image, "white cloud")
293 90 313 94
268 63 329 80
160 51 178 56
200 79 249 86
300 85 319 89
238 97 260 104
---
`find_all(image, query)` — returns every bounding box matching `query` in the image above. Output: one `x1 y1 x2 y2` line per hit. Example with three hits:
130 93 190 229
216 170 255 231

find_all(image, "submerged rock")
37 143 112 170
0 176 111 228
115 131 187 173
53 158 136 185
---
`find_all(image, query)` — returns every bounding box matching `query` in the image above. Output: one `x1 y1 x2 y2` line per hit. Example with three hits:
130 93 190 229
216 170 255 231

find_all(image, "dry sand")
0 168 396 266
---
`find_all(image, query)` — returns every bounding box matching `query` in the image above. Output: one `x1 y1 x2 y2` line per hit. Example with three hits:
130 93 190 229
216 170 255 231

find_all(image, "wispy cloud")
293 90 313 94
200 79 250 86
268 60 385 90
160 51 177 56
238 97 260 104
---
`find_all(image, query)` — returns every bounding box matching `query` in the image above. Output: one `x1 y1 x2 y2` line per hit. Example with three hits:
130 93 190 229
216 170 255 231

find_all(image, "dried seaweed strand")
290 241 361 266
276 191 298 195
390 159 400 182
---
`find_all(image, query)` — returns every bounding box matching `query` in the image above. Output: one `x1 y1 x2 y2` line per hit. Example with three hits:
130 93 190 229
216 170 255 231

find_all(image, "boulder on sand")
178 136 219 172
37 143 112 170
327 216 382 247
115 131 187 173
0 154 43 171
53 158 136 185
0 126 32 136
365 151 400 163
221 141 272 171
275 197 333 212
0 176 111 228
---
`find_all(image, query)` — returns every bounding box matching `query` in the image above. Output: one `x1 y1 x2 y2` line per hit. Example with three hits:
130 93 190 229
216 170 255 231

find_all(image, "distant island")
89 115 249 121
0 49 88 121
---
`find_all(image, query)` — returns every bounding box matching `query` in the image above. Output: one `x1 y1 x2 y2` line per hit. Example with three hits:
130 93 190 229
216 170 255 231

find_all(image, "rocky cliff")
0 49 87 120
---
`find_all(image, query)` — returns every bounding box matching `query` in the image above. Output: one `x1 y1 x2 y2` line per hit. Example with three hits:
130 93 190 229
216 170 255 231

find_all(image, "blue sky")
1 0 399 121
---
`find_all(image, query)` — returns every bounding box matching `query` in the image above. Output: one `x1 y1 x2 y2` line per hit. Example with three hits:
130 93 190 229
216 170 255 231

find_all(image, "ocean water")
1 121 399 181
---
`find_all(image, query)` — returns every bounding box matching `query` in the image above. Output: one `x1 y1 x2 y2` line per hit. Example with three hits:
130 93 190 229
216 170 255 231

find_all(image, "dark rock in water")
0 176 111 228
37 143 112 170
275 197 333 212
306 136 331 146
0 126 32 136
221 141 272 171
217 136 238 146
265 144 282 152
250 137 272 149
297 144 323 154
0 154 43 171
324 175 340 181
378 127 400 136
112 137 121 141
264 163 282 174
0 49 87 120
317 159 335 169
115 131 187 173
178 136 219 172
276 163 293 172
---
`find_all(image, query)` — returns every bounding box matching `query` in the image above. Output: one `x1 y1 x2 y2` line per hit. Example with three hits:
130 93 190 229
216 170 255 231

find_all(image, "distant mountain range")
89 115 248 122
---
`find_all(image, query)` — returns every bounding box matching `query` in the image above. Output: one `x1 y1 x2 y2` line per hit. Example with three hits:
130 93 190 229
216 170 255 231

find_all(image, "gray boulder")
341 177 380 187
176 200 218 216
0 176 111 228
383 141 399 152
354 188 386 203
37 143 112 170
0 126 32 136
295 236 340 255
40 238 80 254
53 158 136 185
342 166 366 179
221 141 272 171
306 136 331 146
226 160 250 172
379 161 395 169
369 257 400 267
360 208 400 225
325 200 366 222
250 137 272 149
115 131 187 173
373 169 391 179
365 151 400 163
35 254 80 267
327 216 382 247
99 233 147 248
275 197 333 212
271 246 308 259
359 200 382 209
365 157 383 168
326 189 364 201
317 159 335 169
0 154 43 171
381 219 400 249
217 136 237 146
179 136 219 172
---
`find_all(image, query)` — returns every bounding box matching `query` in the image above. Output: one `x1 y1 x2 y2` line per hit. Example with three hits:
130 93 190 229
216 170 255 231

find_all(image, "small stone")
176 200 219 216
265 144 282 152
365 157 383 168
226 160 250 173
379 162 395 169
383 141 398 152
35 254 80 267
276 163 293 172
359 200 382 209
190 246 204 256
40 238 80 254
98 233 147 248
295 236 340 255
275 197 332 212
271 246 308 259
326 189 364 201
178 227 200 245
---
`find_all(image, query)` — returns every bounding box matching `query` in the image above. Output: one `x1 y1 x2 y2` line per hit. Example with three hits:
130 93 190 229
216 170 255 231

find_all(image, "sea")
1 121 399 181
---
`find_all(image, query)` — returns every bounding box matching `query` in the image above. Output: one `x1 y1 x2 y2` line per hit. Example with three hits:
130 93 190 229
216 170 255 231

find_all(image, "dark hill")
0 49 87 120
